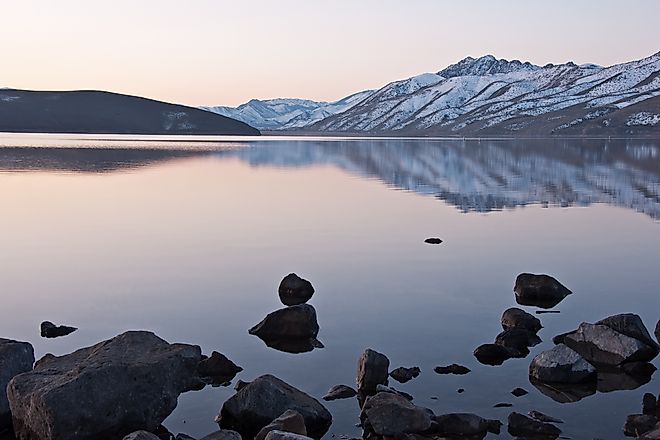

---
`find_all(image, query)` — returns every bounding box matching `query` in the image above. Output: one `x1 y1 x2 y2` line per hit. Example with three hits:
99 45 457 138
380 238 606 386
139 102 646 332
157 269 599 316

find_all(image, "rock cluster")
474 307 542 365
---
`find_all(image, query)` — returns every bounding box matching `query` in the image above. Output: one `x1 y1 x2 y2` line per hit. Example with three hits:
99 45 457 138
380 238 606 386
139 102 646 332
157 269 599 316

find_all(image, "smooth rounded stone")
217 374 331 439
123 431 161 440
511 388 528 397
7 331 202 440
389 366 421 383
0 339 34 429
596 313 660 351
424 238 443 244
356 349 389 394
198 352 243 385
564 322 659 365
514 273 572 309
624 415 658 437
278 273 315 306
40 321 77 338
255 410 306 440
501 307 542 333
431 413 502 437
248 304 319 340
360 392 432 436
528 410 563 424
529 344 596 383
507 412 561 439
322 385 357 401
495 328 541 358
264 431 313 440
434 364 471 375
201 430 242 440
473 343 512 366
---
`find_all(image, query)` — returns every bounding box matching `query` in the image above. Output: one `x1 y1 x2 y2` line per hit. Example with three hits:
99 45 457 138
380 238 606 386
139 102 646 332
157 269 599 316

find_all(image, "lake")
1 134 659 439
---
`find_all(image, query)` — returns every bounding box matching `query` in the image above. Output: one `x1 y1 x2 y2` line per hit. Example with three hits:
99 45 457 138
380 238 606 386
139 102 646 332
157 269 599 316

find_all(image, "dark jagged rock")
278 274 315 306
507 412 561 439
501 307 542 333
511 388 528 397
642 393 658 416
529 344 596 383
249 304 319 340
40 321 77 338
473 343 512 366
198 352 243 385
493 403 512 408
552 331 572 345
528 410 563 424
514 273 572 309
457 388 465 394
360 392 431 436
0 339 34 430
529 378 596 403
431 413 502 438
596 314 660 352
655 319 660 345
322 385 357 401
424 238 443 244
375 385 413 401
201 431 242 440
255 410 306 440
8 331 202 440
218 375 331 439
495 328 541 357
434 364 471 375
357 349 389 394
175 434 196 440
624 415 658 437
123 432 161 440
234 380 249 392
536 310 561 314
389 366 421 383
564 323 658 365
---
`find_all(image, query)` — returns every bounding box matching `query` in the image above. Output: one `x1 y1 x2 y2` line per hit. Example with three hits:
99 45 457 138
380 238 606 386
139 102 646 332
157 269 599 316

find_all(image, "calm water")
1 135 659 439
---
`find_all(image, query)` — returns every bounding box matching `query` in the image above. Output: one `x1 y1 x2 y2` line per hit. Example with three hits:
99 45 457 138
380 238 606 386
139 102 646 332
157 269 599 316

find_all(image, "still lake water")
1 134 659 439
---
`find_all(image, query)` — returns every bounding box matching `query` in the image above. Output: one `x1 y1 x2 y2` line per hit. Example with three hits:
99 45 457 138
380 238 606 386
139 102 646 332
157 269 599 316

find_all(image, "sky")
1 0 659 107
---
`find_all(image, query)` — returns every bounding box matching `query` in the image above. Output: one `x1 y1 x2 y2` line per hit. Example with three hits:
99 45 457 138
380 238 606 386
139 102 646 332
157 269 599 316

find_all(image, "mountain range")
206 52 660 137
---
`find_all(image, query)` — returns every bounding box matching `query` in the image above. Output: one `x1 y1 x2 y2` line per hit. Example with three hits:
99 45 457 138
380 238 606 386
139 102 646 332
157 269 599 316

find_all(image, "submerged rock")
249 304 319 340
501 307 542 333
40 321 77 338
255 410 307 440
434 364 471 375
529 344 596 383
473 343 512 366
424 238 443 244
493 403 512 408
514 273 572 309
357 349 389 394
218 374 331 439
389 366 421 383
0 339 34 430
432 413 502 438
360 392 431 436
507 412 561 439
322 384 356 401
8 331 202 440
511 387 528 397
197 352 243 385
278 274 315 306
528 410 563 424
495 328 541 358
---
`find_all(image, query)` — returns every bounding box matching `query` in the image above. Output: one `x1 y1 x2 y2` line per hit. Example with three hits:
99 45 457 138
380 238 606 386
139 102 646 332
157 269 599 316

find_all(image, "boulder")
433 364 471 375
431 413 502 438
528 411 563 424
264 431 313 440
0 339 34 429
255 410 306 440
322 385 356 401
596 314 659 351
123 432 161 440
218 375 331 439
529 344 596 383
473 344 512 366
357 349 389 394
278 274 314 306
389 366 421 383
40 321 77 338
624 415 658 437
501 307 542 333
564 323 658 365
514 273 572 309
7 331 202 440
249 305 319 340
201 431 242 440
360 392 431 436
197 352 243 385
495 328 541 357
507 412 561 439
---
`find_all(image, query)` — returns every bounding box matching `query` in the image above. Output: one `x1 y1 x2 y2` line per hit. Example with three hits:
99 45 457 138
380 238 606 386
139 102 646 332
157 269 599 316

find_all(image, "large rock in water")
360 392 431 436
249 305 319 340
0 339 34 429
563 323 658 365
529 344 596 383
7 331 202 440
501 307 542 333
514 273 572 309
596 314 659 352
278 274 315 306
218 375 331 439
356 349 389 394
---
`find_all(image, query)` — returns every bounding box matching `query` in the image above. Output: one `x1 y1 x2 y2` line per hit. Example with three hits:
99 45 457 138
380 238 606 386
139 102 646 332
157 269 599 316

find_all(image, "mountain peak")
438 55 539 78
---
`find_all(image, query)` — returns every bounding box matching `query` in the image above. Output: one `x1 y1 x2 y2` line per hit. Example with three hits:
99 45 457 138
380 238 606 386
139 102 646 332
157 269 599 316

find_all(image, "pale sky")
1 0 659 107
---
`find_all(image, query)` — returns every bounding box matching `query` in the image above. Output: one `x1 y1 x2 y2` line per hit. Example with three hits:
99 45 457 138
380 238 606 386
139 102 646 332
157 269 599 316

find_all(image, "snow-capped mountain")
309 52 660 136
202 91 372 130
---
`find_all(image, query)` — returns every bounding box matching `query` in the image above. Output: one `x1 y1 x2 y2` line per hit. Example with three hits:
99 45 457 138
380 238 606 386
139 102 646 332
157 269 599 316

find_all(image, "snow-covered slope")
311 52 660 136
202 91 372 130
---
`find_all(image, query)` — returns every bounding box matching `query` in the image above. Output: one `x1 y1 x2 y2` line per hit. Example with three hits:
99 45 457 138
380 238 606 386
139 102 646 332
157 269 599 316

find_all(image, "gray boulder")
507 412 561 439
596 314 659 351
255 410 306 440
431 413 502 438
8 331 202 440
201 430 242 440
123 431 161 440
360 392 431 436
389 366 421 383
501 307 542 333
529 344 596 383
218 375 331 439
356 349 389 394
249 305 319 340
278 274 315 306
322 385 356 401
0 339 34 430
564 323 658 365
264 431 313 440
514 273 572 309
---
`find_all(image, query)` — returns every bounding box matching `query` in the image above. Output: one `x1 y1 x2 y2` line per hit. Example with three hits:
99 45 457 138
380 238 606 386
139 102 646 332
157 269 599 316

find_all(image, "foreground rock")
123 432 161 440
529 344 596 383
201 431 242 440
507 412 561 439
278 274 315 306
40 321 77 338
8 331 202 440
432 413 502 438
322 385 357 401
596 314 660 352
0 339 34 430
514 273 572 309
434 364 471 375
389 366 420 383
218 375 331 439
564 323 658 365
501 307 542 333
198 352 243 385
255 410 306 440
357 349 389 394
360 392 431 436
473 343 512 366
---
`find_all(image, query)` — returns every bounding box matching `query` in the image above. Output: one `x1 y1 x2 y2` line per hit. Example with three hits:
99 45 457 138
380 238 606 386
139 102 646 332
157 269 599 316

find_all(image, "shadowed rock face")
502 307 543 333
431 413 502 438
508 412 561 439
249 305 320 340
0 339 34 430
360 392 432 437
7 331 202 440
529 344 596 384
514 273 572 309
357 349 390 395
